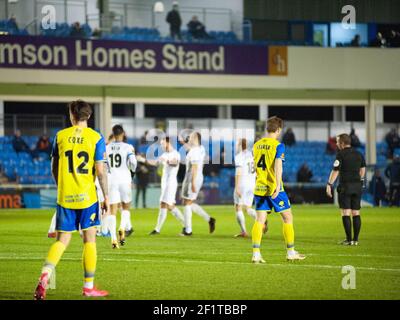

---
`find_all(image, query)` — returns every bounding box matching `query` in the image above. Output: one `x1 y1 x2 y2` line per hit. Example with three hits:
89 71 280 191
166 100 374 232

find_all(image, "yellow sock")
83 242 97 286
283 223 295 252
251 221 264 254
42 241 66 276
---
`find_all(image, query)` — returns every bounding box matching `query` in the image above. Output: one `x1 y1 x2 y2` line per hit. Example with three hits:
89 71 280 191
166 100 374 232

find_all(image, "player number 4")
257 154 267 170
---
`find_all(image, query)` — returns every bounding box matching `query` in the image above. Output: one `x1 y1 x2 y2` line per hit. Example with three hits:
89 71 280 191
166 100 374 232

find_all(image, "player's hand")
102 197 111 216
326 184 333 198
191 184 196 193
271 189 280 199
136 155 146 163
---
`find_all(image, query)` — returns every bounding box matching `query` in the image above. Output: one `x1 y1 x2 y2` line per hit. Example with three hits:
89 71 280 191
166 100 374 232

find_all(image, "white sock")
101 214 109 235
48 212 56 233
155 208 167 232
184 205 192 233
246 208 257 219
109 215 117 242
171 207 184 226
236 210 246 233
120 210 130 231
124 210 132 230
191 203 210 222
84 281 94 289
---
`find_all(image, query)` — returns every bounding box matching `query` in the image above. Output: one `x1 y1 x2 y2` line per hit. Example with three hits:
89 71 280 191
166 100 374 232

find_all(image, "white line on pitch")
0 255 399 273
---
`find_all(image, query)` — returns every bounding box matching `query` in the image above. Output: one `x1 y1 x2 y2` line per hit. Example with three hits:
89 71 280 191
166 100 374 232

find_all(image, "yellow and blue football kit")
52 126 106 232
253 137 290 213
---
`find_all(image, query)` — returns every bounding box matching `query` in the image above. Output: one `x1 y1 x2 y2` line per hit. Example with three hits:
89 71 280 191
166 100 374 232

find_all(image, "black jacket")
166 10 182 29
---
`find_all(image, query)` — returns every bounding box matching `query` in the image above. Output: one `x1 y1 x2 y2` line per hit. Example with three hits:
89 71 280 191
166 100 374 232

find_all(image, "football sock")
283 223 295 252
101 214 109 235
236 210 246 233
352 215 361 242
83 242 96 289
120 210 130 231
251 221 264 254
246 208 257 219
155 208 167 232
41 241 66 278
191 203 211 222
342 216 352 242
170 207 185 226
125 211 133 230
109 215 117 242
48 212 56 233
184 205 192 233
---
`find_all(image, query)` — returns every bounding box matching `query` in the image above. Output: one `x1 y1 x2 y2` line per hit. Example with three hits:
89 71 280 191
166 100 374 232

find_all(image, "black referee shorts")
337 183 362 210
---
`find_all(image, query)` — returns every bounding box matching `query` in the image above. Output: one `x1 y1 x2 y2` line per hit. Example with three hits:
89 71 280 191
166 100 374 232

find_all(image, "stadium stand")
0 135 390 194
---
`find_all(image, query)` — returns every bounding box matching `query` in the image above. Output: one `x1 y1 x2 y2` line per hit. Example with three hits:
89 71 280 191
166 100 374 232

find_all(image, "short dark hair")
266 116 283 133
337 133 351 146
239 138 247 150
163 136 170 143
68 100 92 121
112 125 124 137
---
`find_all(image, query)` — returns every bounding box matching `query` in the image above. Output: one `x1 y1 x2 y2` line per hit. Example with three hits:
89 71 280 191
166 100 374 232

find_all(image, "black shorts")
337 183 362 210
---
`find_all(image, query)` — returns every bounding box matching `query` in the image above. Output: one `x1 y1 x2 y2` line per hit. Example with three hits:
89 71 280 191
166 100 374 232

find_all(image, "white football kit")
181 145 206 201
159 150 181 206
234 150 256 207
106 142 137 205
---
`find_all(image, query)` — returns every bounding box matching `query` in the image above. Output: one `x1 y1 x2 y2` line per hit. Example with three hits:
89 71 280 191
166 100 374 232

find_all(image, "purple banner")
0 35 269 75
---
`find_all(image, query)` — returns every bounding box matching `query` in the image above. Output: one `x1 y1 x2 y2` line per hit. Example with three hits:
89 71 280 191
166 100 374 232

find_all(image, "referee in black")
326 133 366 246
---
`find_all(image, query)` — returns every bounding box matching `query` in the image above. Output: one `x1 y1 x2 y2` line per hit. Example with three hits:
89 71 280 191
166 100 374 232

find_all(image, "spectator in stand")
34 135 52 157
326 136 337 154
135 154 150 208
92 28 102 38
369 168 387 206
350 128 361 148
282 128 296 147
12 130 33 157
385 155 400 206
187 16 211 40
388 30 400 48
350 34 361 47
70 22 85 38
166 1 182 40
8 15 19 31
297 163 313 183
385 128 400 159
369 32 386 48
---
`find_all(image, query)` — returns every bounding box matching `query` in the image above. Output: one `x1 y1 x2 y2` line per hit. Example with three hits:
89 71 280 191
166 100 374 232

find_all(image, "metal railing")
2 114 66 136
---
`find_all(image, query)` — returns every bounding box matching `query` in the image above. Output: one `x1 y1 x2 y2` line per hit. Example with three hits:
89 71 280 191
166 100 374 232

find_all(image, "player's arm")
50 135 59 186
272 143 285 199
235 168 242 198
272 158 283 199
359 154 367 187
51 156 59 186
95 135 110 215
326 155 341 198
191 164 198 193
137 154 159 167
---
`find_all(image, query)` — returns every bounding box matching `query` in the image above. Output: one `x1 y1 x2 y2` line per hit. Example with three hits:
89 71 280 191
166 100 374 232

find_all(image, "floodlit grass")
0 205 399 300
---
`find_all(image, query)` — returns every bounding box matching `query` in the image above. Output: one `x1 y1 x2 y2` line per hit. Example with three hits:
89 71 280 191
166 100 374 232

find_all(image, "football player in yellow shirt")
34 100 110 300
251 116 306 263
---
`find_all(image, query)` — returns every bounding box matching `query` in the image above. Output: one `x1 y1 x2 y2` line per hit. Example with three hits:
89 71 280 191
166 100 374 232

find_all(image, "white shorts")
181 176 203 201
160 182 178 206
234 187 255 207
109 182 132 204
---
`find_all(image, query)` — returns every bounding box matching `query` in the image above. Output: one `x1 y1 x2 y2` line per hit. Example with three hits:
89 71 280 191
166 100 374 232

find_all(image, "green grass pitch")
0 205 399 300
